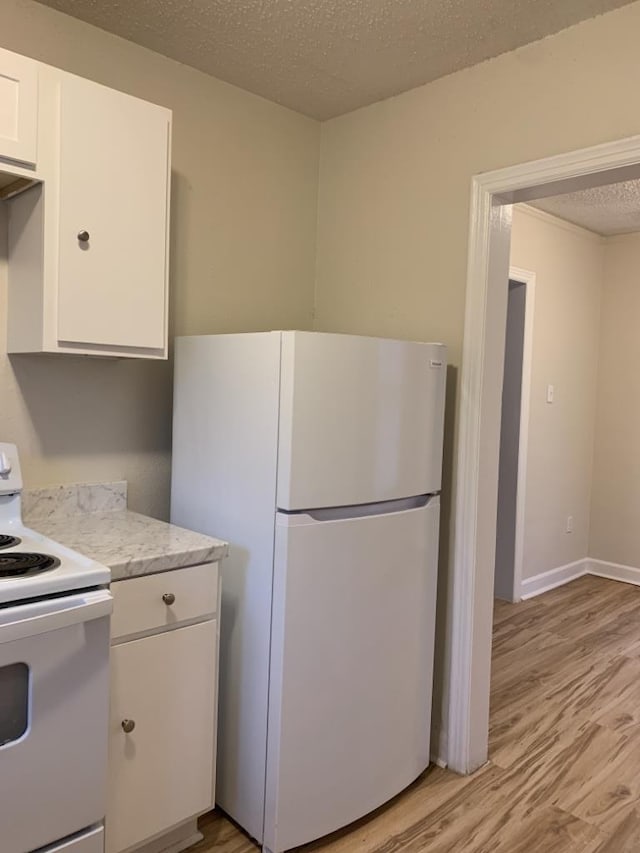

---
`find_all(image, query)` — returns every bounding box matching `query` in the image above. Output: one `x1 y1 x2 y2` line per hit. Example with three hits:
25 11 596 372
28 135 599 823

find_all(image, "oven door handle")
0 589 113 644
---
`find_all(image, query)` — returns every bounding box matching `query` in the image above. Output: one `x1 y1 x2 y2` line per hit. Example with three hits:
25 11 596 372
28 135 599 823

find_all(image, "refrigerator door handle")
278 494 437 524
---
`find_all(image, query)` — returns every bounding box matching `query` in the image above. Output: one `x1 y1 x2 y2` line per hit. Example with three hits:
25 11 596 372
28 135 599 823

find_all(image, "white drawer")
111 563 218 641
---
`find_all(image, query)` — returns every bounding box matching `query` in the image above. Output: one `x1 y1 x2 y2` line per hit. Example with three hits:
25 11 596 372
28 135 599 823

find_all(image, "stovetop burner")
0 535 21 550
0 553 60 578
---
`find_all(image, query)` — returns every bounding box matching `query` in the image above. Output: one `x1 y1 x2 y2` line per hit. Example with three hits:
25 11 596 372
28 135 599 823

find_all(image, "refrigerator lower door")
264 496 440 853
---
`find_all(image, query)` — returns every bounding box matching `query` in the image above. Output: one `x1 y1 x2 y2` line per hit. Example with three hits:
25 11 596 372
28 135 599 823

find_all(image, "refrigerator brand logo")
429 359 443 369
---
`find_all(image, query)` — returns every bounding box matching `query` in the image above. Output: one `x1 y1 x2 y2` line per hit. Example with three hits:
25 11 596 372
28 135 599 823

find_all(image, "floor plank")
588 808 640 852
196 576 640 852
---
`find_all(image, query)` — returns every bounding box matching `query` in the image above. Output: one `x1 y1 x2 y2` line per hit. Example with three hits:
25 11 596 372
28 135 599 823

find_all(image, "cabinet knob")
162 592 176 605
121 719 136 734
77 230 90 243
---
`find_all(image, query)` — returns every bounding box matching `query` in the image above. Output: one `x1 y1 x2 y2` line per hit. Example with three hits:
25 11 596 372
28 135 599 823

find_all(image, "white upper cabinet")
0 47 38 167
57 75 169 351
6 61 172 359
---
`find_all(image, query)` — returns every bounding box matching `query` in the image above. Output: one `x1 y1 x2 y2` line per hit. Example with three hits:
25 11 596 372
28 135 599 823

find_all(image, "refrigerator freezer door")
276 332 446 510
264 497 440 853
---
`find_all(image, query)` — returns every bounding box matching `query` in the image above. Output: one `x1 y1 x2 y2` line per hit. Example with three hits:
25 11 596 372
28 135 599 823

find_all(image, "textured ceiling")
530 180 640 237
33 0 636 119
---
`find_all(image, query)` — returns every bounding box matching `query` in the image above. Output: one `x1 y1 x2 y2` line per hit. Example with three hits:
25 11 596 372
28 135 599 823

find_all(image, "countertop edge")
109 541 230 582
24 503 229 582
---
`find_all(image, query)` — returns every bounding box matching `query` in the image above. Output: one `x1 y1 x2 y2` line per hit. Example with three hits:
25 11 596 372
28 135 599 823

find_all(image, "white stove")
0 442 110 604
0 442 112 853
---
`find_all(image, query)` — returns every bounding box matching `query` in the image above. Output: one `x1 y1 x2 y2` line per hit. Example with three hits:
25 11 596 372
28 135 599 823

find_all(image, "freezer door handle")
278 494 438 524
0 589 113 644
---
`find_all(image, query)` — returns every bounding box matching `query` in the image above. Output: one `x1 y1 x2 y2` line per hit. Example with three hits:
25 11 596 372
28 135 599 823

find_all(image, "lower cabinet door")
107 620 217 853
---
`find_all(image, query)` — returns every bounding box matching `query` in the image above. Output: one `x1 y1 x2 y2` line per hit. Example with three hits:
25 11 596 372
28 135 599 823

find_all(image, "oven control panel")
0 443 22 495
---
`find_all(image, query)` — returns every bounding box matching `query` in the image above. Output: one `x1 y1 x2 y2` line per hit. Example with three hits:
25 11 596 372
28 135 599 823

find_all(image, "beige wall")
510 206 603 580
314 2 640 352
314 1 640 756
590 233 640 567
0 0 320 517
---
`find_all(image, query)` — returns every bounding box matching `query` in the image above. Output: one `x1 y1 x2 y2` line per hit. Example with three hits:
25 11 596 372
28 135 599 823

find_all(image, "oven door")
0 589 112 853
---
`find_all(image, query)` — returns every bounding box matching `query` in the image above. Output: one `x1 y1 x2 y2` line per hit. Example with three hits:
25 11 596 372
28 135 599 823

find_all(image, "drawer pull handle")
162 592 176 605
121 719 136 734
77 230 90 243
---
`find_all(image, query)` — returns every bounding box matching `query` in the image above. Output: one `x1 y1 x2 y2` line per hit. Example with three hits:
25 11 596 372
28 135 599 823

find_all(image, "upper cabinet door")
276 332 447 510
57 74 170 351
0 47 38 166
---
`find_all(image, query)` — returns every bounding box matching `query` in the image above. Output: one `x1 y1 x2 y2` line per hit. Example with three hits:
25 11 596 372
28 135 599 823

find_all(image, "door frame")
448 134 640 774
504 266 536 603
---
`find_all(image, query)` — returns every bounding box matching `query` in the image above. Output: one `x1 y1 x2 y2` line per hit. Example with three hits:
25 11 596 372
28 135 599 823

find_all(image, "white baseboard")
519 557 640 600
520 558 588 599
587 558 640 587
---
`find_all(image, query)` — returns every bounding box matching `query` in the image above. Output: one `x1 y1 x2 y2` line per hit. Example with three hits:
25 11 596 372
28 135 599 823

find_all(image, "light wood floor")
193 575 640 852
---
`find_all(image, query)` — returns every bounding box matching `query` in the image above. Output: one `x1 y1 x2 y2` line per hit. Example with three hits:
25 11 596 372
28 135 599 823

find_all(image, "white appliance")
170 332 446 853
0 443 112 853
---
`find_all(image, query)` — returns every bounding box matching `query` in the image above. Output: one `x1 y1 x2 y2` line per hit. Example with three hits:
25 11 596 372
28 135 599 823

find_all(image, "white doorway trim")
508 266 535 603
448 134 640 775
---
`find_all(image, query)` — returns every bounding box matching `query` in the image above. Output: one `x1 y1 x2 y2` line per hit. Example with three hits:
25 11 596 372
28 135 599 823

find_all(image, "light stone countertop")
23 482 228 581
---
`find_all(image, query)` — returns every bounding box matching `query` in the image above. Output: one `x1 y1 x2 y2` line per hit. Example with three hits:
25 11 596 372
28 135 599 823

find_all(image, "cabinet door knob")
77 230 90 243
162 592 176 605
121 719 136 733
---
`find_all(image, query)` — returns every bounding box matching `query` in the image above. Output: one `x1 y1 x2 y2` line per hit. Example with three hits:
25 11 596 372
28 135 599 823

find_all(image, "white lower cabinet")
107 564 219 853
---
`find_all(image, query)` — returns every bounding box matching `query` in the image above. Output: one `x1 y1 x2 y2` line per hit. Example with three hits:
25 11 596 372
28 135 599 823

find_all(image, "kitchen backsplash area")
22 481 128 521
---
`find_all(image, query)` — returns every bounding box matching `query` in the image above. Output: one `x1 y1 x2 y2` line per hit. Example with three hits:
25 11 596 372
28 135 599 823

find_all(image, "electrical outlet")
566 516 574 533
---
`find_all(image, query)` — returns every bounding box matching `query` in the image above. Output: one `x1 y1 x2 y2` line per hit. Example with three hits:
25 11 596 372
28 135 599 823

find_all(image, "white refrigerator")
170 331 447 853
